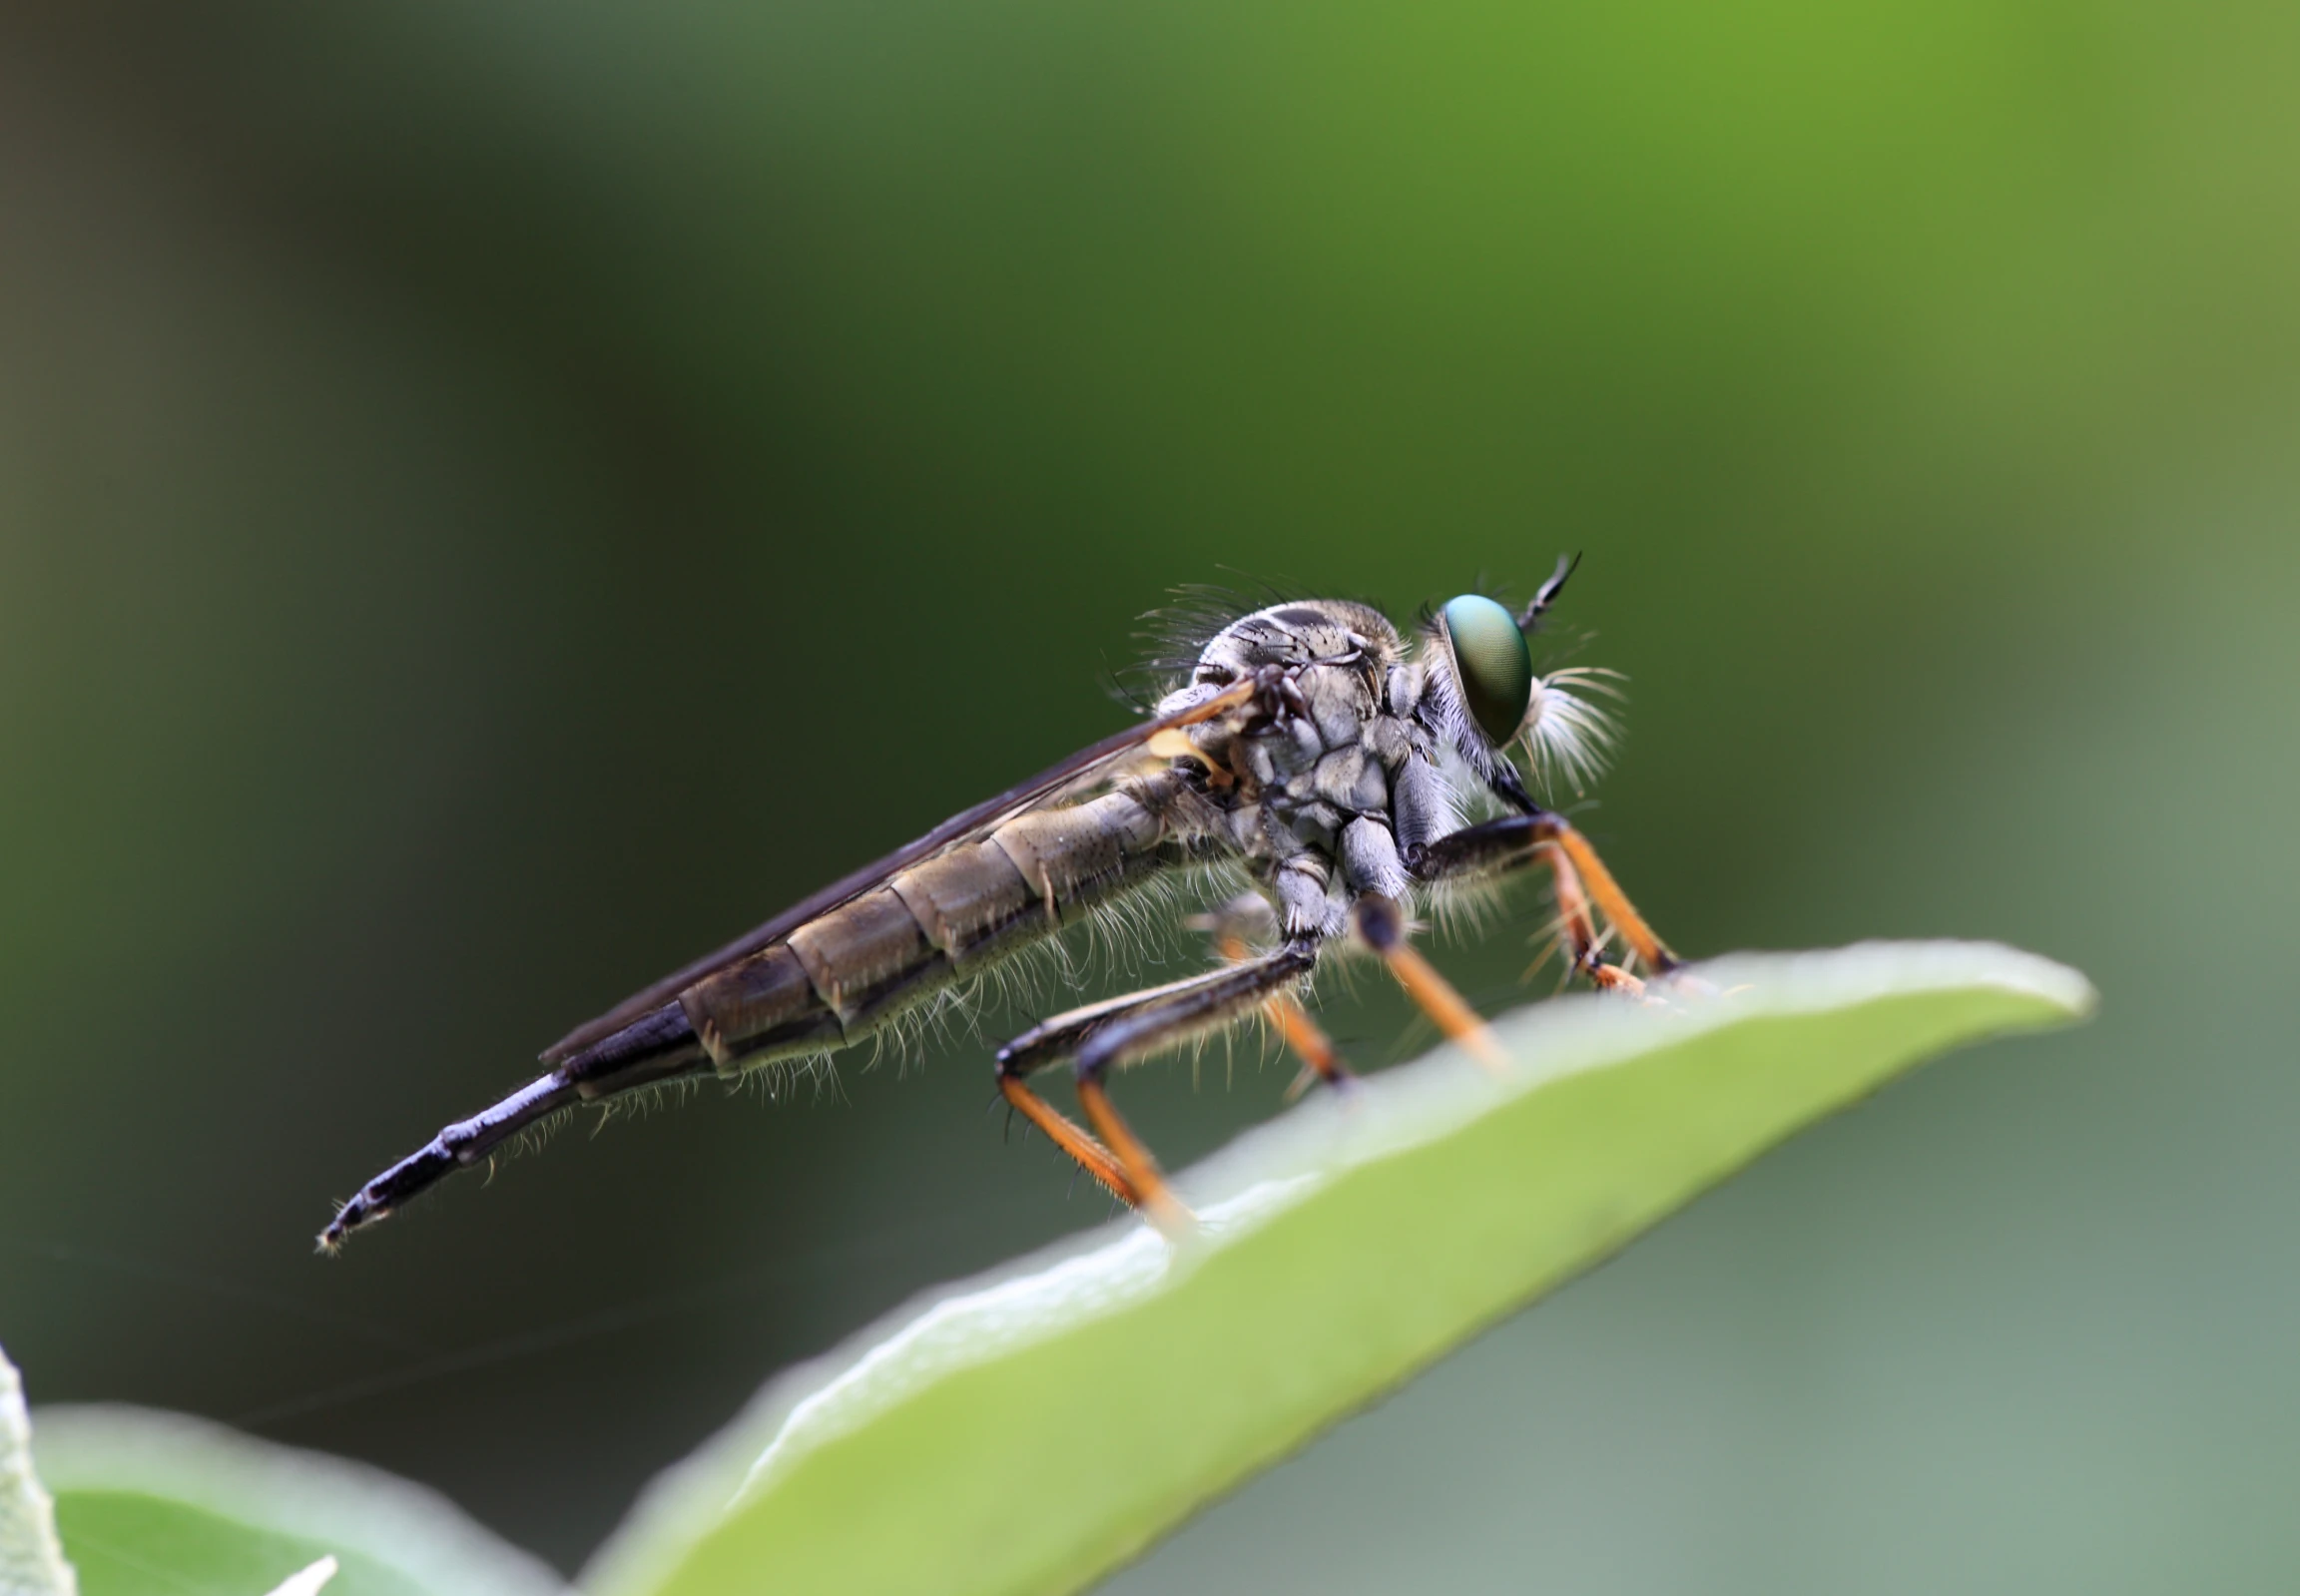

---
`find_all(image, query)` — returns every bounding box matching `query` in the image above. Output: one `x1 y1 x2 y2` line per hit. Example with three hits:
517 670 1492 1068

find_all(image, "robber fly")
319 558 1678 1249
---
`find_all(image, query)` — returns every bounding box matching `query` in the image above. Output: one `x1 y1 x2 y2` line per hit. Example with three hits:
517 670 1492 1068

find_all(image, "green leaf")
31 1407 568 1596
263 1559 340 1596
585 941 2094 1596
2 1342 78 1596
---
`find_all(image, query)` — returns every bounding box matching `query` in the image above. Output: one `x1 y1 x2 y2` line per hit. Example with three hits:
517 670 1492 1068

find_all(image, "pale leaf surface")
587 941 2094 1596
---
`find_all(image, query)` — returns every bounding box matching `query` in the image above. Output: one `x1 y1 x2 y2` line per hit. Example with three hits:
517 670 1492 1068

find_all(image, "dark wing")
539 680 1253 1064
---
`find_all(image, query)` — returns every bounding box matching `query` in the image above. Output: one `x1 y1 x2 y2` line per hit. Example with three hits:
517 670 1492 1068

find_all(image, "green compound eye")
1440 594 1534 746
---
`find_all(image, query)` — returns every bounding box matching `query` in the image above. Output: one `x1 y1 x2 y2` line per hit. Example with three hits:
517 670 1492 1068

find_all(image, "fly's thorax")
1186 599 1397 685
1156 599 1411 802
1148 602 1433 940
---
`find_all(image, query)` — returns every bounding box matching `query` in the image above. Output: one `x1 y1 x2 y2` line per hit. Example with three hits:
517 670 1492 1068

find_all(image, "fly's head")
1144 568 1617 811
1419 556 1620 805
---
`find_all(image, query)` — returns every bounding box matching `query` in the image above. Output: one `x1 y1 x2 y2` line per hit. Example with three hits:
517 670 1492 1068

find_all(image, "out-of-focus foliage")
32 1406 565 1596
1 1344 75 1596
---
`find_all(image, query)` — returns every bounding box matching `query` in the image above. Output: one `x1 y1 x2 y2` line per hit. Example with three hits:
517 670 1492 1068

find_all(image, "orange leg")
1076 1078 1190 1234
1270 996 1351 1100
995 1074 1135 1204
1412 812 1677 992
993 940 1321 1231
1534 841 1647 996
1216 928 1353 1095
1540 820 1678 974
1351 896 1509 1071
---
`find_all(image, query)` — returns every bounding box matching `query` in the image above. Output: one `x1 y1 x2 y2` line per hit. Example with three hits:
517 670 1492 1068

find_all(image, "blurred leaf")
264 1556 338 1596
31 1408 566 1596
1 1342 76 1596
587 942 2093 1596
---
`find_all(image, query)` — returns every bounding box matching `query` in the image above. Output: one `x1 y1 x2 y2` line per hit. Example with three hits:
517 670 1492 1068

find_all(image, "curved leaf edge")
32 1404 569 1596
586 939 2094 1596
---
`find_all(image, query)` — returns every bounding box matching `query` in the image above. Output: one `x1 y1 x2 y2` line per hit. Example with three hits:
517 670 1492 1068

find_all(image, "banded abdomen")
566 768 1206 1097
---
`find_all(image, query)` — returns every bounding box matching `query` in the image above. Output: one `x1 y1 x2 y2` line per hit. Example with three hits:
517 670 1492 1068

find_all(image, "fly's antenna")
1516 552 1581 632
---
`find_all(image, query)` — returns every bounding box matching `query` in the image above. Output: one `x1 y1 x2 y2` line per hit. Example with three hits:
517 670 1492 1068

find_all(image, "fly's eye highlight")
1440 594 1533 746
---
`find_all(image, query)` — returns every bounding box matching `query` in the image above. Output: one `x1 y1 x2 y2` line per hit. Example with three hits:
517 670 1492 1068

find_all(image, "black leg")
1409 812 1680 987
1192 893 1353 1095
994 939 1323 1226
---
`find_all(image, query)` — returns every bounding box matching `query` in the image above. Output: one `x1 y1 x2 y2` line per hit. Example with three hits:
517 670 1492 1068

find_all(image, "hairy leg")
1349 895 1510 1068
1194 892 1353 1096
1409 810 1679 989
994 940 1324 1227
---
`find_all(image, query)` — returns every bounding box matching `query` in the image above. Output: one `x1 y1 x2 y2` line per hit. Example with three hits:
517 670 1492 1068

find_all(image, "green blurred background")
2 1 2295 1589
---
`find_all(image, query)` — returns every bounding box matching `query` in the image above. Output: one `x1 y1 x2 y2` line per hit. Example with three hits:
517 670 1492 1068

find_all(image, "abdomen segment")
679 771 1195 1073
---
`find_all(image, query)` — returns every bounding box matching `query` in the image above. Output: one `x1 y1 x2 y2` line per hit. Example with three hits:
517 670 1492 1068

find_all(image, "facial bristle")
1520 668 1624 797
